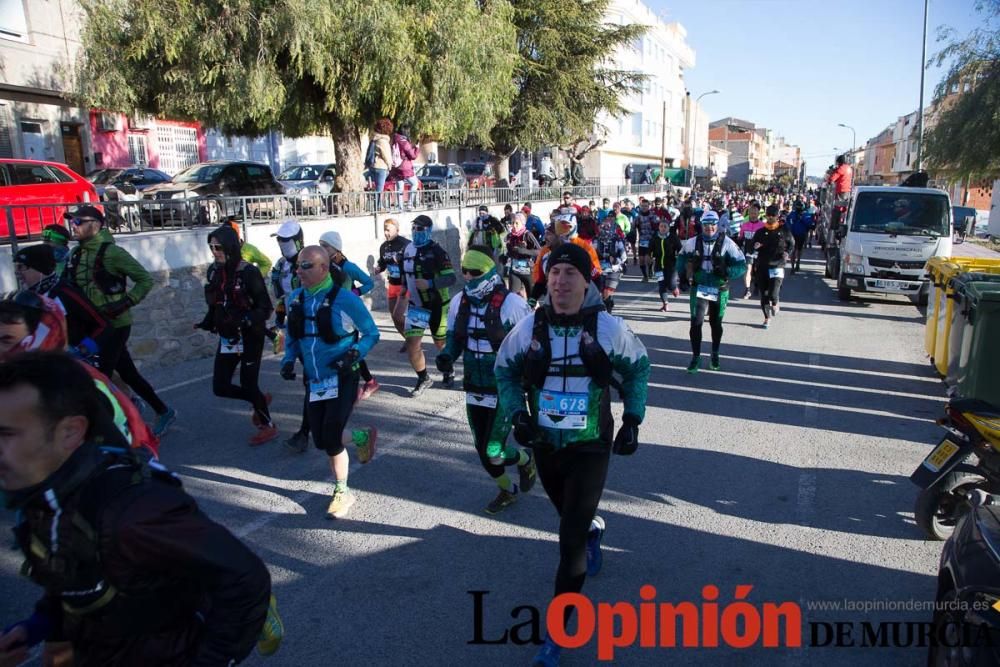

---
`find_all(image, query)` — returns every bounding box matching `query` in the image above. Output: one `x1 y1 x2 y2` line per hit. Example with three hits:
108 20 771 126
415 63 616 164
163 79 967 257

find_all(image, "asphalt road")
0 245 959 666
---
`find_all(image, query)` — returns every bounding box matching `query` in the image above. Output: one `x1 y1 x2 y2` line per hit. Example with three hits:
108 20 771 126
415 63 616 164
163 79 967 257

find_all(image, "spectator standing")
391 125 421 211
369 118 394 211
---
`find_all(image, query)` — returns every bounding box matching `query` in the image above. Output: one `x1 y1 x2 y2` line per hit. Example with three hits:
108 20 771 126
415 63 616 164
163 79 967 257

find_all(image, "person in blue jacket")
280 246 380 519
319 230 381 402
784 200 813 273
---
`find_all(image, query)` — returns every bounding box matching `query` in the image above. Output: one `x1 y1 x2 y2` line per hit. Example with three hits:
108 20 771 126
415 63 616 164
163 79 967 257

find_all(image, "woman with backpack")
390 125 420 211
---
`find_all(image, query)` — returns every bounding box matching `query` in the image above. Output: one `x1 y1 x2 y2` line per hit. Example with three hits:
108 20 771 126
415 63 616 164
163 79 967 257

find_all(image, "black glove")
435 353 453 374
328 347 359 372
103 296 134 319
613 414 641 456
511 411 539 447
280 361 296 381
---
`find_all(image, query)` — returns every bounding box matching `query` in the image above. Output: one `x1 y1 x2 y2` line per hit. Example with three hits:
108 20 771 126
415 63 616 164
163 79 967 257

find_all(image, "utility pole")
689 90 719 188
660 100 667 181
915 0 929 172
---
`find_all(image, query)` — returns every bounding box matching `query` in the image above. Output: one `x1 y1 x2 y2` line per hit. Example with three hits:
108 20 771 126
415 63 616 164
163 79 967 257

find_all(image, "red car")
0 159 98 239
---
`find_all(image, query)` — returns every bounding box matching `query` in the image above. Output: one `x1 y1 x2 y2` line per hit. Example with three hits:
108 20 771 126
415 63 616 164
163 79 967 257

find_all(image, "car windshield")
89 169 124 185
462 164 485 176
850 192 950 238
279 165 322 181
174 164 226 184
420 166 448 178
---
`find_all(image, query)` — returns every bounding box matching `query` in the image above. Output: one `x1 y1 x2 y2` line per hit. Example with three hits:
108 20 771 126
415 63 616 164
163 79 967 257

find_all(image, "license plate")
922 439 960 473
874 279 904 290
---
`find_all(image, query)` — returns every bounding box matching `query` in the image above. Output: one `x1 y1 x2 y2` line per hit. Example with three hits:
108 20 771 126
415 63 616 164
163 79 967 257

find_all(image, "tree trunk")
494 147 516 184
331 118 366 194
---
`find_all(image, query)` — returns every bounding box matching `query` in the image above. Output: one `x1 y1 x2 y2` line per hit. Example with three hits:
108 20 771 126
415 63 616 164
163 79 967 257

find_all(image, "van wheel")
917 287 929 308
837 277 851 302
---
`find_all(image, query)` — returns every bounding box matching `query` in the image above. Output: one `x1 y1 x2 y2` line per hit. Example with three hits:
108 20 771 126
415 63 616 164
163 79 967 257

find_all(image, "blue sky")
651 0 984 175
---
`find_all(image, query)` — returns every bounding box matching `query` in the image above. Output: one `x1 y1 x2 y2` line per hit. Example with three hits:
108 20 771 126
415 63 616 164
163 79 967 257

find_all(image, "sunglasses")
71 217 99 227
208 243 224 251
462 268 484 277
298 261 318 270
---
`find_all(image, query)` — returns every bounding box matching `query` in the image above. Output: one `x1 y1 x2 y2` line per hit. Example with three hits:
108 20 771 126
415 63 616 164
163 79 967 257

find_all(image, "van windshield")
850 192 950 238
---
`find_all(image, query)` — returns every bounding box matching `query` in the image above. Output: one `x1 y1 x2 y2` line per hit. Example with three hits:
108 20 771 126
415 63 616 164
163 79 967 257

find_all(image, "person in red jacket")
826 154 853 196
391 126 421 211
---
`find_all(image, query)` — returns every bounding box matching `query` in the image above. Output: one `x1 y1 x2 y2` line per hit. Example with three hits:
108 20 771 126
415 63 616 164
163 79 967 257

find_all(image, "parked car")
278 163 336 213
417 163 466 203
461 162 495 189
89 167 172 198
141 160 285 226
0 158 98 239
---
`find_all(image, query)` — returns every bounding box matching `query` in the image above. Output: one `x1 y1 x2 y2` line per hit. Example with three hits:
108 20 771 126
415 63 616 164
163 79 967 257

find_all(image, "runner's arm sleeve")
347 261 375 296
109 246 153 305
494 317 532 416
433 247 456 289
113 486 270 667
339 291 380 359
376 247 387 272
608 319 651 422
725 240 748 280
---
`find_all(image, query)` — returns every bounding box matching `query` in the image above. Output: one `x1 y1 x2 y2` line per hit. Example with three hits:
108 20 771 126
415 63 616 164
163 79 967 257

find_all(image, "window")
11 164 59 185
0 0 29 42
45 165 73 183
156 125 199 174
246 164 270 180
97 113 119 132
128 134 148 166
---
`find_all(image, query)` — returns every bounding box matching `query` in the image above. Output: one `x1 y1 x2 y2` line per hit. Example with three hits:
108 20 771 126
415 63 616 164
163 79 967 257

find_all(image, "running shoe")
686 357 700 374
710 354 721 371
485 489 518 515
742 291 753 300
355 427 377 464
658 303 667 312
357 378 380 401
772 304 779 317
442 373 456 389
252 393 273 426
586 516 605 576
249 424 279 446
257 594 284 656
763 319 771 329
272 329 286 356
326 487 355 519
152 407 177 437
283 431 309 453
518 450 537 493
411 375 433 397
532 637 562 667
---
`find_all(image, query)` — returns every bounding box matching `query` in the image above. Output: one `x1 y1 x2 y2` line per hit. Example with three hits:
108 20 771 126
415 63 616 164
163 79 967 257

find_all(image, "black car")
89 167 172 198
417 163 466 202
141 160 286 226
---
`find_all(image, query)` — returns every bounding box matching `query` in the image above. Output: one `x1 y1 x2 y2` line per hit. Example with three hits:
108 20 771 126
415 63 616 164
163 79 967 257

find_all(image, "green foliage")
488 0 648 157
924 0 1000 181
76 0 517 188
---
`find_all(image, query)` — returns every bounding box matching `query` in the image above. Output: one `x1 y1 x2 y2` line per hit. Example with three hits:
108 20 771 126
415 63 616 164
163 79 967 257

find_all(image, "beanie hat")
14 244 56 275
546 242 592 282
319 230 344 252
41 224 71 246
461 247 496 274
700 210 720 225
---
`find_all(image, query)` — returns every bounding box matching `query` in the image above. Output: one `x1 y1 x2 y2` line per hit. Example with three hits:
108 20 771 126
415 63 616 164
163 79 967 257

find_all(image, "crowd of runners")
0 184 824 666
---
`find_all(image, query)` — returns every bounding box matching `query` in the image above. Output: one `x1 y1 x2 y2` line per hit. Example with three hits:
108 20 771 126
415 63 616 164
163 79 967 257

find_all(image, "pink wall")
88 111 207 172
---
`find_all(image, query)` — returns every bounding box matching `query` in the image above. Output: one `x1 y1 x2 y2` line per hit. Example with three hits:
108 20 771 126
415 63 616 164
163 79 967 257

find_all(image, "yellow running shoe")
257 594 284 656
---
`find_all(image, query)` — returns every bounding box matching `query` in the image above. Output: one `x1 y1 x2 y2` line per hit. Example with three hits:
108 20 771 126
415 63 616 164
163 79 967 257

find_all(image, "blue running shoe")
586 515 605 577
532 636 562 666
152 407 177 437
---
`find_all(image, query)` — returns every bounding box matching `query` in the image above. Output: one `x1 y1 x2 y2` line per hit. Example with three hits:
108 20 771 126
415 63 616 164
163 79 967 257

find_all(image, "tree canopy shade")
75 0 518 191
486 0 648 181
924 0 1000 182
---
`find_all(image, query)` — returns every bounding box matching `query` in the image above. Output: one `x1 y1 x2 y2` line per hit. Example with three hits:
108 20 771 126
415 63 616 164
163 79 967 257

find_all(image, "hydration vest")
521 306 624 398
694 234 728 278
68 242 126 297
287 284 352 345
453 288 508 354
14 447 187 636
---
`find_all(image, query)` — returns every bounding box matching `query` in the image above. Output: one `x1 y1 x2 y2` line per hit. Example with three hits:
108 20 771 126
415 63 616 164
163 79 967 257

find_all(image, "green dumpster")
955 283 1000 406
946 274 1000 386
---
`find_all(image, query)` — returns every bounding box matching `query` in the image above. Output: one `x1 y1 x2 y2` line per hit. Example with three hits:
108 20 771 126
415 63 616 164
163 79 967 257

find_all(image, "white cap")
700 210 720 225
274 220 301 239
319 230 343 251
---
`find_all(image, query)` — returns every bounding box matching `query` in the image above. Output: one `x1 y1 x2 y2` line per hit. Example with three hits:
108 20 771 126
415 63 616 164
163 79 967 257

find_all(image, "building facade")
581 0 696 183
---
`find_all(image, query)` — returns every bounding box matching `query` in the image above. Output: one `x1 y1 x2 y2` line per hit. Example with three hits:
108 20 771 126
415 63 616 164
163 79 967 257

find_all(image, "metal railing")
1 181 672 249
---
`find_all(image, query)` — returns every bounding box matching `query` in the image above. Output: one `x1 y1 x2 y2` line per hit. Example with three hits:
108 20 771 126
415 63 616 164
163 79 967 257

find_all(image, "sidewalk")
952 239 1000 258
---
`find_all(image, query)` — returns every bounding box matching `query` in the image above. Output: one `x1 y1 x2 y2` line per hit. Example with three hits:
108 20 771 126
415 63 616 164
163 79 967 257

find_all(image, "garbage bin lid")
949 272 1000 292
965 282 1000 306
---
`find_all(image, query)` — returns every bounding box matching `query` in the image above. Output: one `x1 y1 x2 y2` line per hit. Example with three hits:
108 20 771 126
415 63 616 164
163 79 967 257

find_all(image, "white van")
834 186 953 305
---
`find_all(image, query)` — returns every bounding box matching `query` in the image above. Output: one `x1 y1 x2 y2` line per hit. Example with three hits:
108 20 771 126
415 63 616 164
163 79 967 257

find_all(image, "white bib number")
512 258 531 274
638 239 650 248
388 264 401 279
407 306 432 329
538 391 589 430
309 374 340 402
654 271 664 281
600 261 612 272
696 285 720 301
769 267 784 279
220 337 243 354
466 392 498 408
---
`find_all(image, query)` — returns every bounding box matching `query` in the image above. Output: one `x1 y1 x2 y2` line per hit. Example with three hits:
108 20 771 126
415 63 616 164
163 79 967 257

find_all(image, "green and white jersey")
495 285 650 449
443 289 532 393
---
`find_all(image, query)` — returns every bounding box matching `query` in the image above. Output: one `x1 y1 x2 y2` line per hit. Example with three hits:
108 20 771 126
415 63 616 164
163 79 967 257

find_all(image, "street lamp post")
915 0 929 172
689 89 719 188
837 123 856 156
